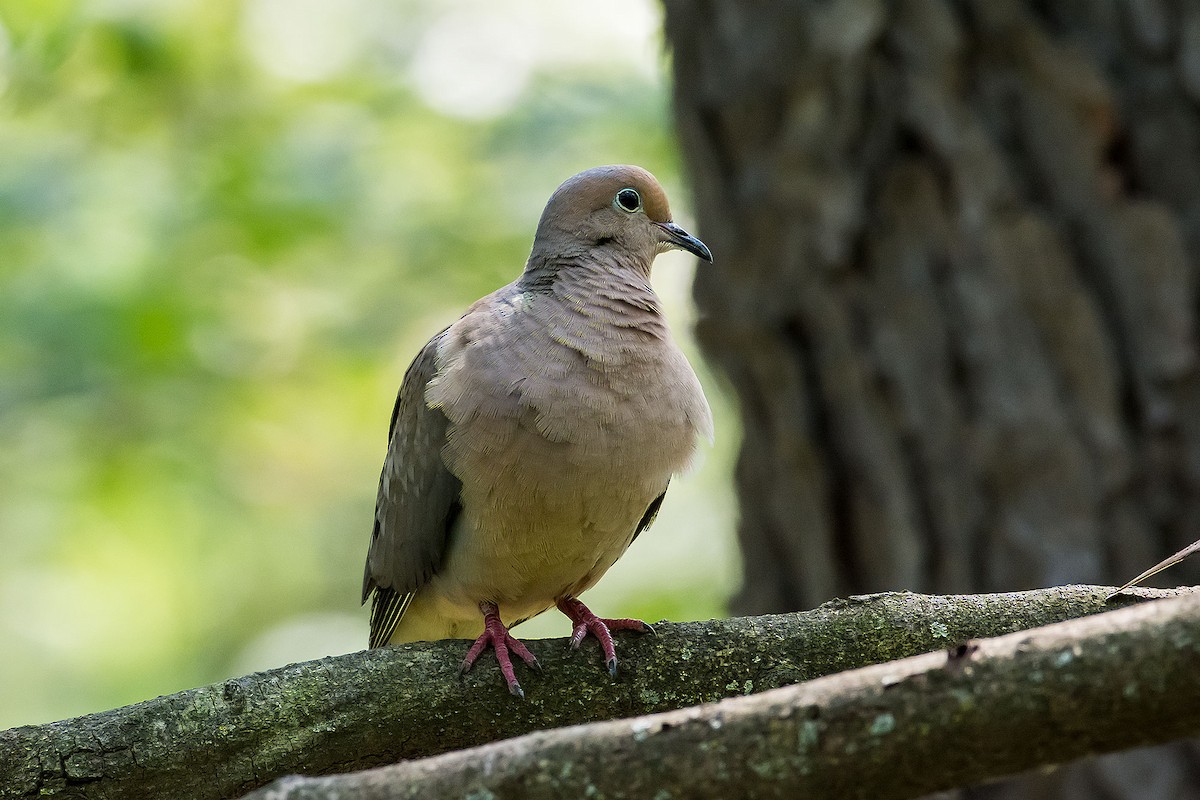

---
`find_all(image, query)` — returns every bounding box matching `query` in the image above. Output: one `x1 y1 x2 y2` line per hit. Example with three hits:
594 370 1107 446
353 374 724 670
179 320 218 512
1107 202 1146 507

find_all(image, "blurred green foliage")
0 0 738 728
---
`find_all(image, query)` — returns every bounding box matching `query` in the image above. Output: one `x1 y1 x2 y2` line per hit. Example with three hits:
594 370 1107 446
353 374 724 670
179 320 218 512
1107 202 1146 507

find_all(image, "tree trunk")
665 0 1200 797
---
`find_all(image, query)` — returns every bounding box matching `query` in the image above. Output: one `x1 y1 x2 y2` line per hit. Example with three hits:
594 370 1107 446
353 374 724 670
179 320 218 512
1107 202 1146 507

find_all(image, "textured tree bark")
0 586 1163 800
664 0 1200 796
240 591 1200 800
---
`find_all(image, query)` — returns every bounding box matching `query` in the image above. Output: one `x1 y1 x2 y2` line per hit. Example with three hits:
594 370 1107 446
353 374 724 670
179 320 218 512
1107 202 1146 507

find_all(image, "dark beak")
655 222 713 263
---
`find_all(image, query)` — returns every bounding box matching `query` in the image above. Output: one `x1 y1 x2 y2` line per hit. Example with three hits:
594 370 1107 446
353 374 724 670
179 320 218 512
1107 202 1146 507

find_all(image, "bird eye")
614 188 642 213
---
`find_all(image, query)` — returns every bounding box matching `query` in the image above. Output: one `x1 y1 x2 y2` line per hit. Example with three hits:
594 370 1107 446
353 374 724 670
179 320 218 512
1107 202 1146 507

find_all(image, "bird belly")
387 411 695 644
432 476 653 622
388 511 641 644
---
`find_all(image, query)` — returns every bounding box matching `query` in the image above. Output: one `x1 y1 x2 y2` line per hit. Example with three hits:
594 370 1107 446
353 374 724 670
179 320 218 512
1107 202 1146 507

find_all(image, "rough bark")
241 590 1200 800
665 1 1200 796
0 586 1167 800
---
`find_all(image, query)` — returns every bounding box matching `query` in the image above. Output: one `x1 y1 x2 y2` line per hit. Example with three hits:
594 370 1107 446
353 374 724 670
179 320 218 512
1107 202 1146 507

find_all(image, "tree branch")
0 586 1182 800
244 590 1200 800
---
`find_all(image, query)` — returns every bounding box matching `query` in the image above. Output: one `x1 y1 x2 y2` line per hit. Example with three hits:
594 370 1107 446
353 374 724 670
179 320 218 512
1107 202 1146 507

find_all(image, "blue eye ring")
614 188 642 213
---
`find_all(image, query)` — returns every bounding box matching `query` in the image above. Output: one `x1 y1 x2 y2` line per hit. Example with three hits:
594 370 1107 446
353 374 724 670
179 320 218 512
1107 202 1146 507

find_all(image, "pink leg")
461 601 540 698
556 597 654 677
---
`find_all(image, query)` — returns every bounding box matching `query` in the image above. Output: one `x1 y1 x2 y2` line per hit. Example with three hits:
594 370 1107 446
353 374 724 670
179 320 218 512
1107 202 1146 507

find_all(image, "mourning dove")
361 165 714 697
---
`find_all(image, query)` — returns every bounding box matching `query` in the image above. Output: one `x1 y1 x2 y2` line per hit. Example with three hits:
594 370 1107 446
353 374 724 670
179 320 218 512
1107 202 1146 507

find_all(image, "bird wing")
363 328 463 648
631 484 668 546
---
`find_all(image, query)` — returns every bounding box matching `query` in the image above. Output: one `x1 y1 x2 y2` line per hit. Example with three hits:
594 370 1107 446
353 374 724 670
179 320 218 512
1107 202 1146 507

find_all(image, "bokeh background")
0 0 738 729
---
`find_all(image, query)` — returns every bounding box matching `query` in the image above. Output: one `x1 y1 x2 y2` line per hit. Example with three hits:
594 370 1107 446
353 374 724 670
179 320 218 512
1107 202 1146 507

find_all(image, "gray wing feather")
631 484 668 545
362 328 462 647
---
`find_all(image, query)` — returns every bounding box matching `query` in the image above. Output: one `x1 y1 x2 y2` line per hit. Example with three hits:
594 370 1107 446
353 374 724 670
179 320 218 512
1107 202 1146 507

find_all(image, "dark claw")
529 657 543 673
509 682 525 700
557 598 651 679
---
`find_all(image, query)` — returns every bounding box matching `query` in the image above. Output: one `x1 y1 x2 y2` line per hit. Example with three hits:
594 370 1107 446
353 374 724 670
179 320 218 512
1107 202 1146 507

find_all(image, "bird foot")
461 602 539 698
556 597 654 678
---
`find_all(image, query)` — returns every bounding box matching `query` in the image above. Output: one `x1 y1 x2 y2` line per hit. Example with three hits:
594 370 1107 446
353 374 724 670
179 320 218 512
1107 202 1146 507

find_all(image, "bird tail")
368 586 413 648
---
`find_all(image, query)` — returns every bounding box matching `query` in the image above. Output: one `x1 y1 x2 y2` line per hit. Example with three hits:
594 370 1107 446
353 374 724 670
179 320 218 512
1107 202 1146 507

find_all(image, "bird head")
529 165 713 270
